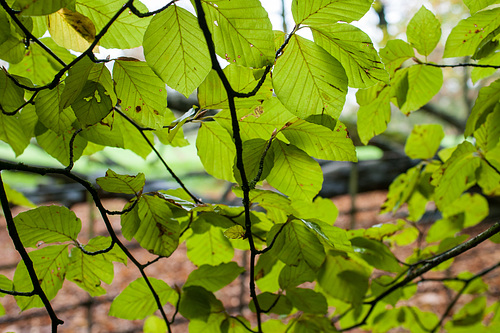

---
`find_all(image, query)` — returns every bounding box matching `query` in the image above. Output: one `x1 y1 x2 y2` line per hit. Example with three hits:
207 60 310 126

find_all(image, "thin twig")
66 129 82 171
0 90 38 116
114 108 202 204
257 222 287 254
129 0 178 17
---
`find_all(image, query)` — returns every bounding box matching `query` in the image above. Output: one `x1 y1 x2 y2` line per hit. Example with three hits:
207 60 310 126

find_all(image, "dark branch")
1 90 38 116
0 160 173 332
0 288 35 297
339 221 500 331
257 222 287 254
423 62 500 69
0 173 64 331
129 0 179 17
66 129 82 171
75 239 115 256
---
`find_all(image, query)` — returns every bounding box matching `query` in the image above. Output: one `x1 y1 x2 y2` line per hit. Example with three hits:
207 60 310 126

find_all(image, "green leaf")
445 272 489 294
179 286 224 321
35 83 77 134
81 110 154 159
291 196 339 225
8 40 62 85
48 8 96 52
0 274 13 296
36 128 87 166
292 314 338 333
3 182 36 208
465 78 500 137
273 34 348 120
292 0 372 26
464 0 500 14
224 225 246 239
109 277 178 320
249 292 293 315
96 169 145 195
317 252 370 305
350 237 402 272
198 65 273 110
371 275 416 307
15 0 73 15
0 112 30 156
286 288 328 314
472 52 500 83
144 5 211 97
475 102 500 152
452 296 487 326
434 141 481 209
189 313 226 332
185 262 244 292
71 80 112 127
215 97 295 142
278 261 316 290
67 237 118 296
312 23 389 88
356 83 392 144
254 253 283 293
444 7 500 58
113 59 168 129
121 199 140 240
379 39 415 75
14 245 70 310
14 205 81 247
234 138 274 186
427 191 488 241
61 56 116 109
144 315 168 333
221 316 252 333
196 121 236 182
267 220 326 270
406 6 441 56
135 195 180 257
76 0 151 49
381 164 422 214
249 189 294 224
391 65 443 114
0 34 25 64
266 140 323 201
302 220 353 253
200 0 274 67
0 68 25 112
477 159 500 195
404 124 445 159
0 9 10 46
282 118 357 161
186 224 234 266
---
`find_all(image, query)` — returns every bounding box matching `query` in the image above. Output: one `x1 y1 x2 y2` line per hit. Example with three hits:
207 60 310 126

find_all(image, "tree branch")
0 172 64 331
339 221 500 331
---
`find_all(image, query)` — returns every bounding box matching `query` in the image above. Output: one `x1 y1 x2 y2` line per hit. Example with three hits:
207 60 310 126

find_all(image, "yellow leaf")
48 8 97 52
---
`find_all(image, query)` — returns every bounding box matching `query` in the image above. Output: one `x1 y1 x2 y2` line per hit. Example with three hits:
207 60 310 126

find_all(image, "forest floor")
0 191 499 333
